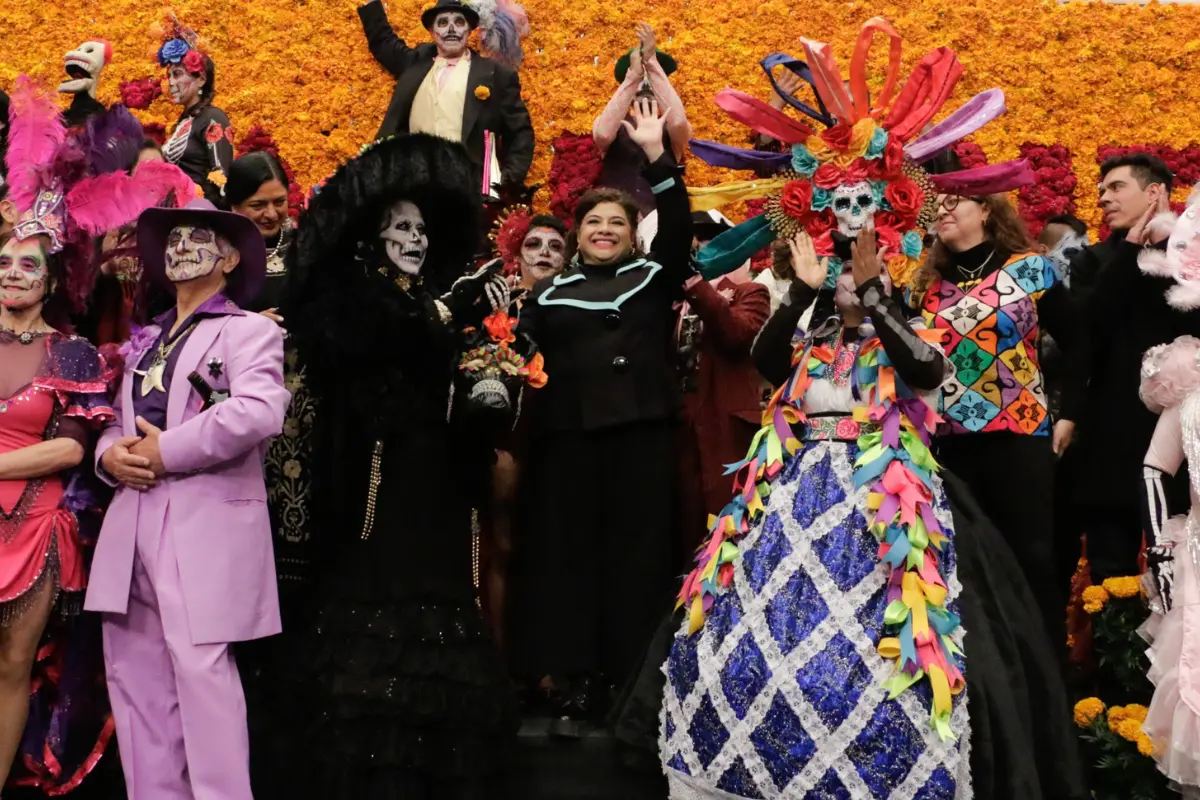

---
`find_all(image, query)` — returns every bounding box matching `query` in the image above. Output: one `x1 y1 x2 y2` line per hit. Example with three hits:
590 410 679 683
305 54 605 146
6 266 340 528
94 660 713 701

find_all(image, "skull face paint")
0 238 51 311
164 225 227 283
379 200 428 276
167 65 204 107
431 12 471 59
519 227 566 283
831 181 877 237
1045 231 1089 284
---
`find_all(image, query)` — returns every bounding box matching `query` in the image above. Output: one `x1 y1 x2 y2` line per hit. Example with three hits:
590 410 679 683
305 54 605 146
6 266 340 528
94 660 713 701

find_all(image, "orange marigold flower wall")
7 0 1199 229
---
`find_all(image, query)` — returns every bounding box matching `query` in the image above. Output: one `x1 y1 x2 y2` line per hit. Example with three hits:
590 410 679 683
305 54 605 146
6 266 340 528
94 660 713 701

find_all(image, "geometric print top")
920 253 1060 437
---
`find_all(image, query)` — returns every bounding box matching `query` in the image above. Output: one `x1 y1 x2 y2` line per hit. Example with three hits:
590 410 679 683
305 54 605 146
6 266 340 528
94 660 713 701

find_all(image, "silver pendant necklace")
958 249 997 282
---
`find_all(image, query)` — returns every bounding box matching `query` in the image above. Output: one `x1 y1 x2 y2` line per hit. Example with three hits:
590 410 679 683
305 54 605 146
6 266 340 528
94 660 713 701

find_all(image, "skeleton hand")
787 231 828 290
1147 543 1175 612
444 259 509 327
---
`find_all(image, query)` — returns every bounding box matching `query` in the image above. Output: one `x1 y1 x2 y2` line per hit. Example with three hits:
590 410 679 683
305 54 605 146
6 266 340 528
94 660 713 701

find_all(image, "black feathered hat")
288 133 482 306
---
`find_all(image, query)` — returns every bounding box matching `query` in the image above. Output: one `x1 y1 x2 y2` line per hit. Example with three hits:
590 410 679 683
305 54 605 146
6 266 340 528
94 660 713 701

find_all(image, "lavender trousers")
100 496 252 799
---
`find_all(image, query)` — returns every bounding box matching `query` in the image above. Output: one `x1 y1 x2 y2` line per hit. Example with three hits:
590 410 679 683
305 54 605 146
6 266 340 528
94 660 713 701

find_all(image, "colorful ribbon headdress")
688 18 1035 284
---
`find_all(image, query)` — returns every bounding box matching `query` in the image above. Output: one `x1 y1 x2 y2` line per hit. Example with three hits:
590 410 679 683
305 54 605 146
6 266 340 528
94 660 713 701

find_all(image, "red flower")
874 223 902 255
812 229 836 256
119 77 163 110
803 209 834 238
205 122 225 144
876 137 905 179
844 160 870 185
813 163 845 190
483 312 518 344
182 49 205 75
780 180 813 219
885 176 924 222
821 124 853 152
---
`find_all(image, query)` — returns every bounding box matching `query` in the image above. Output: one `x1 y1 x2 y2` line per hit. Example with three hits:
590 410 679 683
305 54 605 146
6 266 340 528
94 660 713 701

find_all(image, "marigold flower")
1082 585 1110 614
1073 697 1105 728
1124 704 1149 723
474 85 491 101
1101 576 1141 599
1137 734 1155 758
1114 717 1144 743
1108 705 1128 724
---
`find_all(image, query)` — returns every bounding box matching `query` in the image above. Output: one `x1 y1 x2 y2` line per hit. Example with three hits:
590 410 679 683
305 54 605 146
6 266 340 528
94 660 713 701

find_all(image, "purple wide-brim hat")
137 198 267 306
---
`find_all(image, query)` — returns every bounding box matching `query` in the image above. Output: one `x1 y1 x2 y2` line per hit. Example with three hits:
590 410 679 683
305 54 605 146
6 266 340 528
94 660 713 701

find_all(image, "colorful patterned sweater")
919 249 1084 437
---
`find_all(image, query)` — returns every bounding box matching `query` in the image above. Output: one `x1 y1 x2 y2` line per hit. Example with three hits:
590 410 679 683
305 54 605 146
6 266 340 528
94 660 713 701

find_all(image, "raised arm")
593 62 642 156
643 57 689 161
157 317 289 474
752 232 825 386
358 0 418 78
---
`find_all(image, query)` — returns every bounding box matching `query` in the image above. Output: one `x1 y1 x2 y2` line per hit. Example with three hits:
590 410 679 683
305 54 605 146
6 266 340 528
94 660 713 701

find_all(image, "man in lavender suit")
85 198 289 799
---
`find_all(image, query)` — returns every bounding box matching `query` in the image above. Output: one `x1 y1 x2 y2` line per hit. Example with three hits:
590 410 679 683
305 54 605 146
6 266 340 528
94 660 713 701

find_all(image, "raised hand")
621 96 668 162
787 231 828 290
635 22 656 62
850 225 887 289
770 69 805 111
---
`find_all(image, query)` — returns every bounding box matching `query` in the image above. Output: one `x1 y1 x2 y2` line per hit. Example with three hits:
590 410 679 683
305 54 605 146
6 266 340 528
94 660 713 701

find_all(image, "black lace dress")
290 267 518 799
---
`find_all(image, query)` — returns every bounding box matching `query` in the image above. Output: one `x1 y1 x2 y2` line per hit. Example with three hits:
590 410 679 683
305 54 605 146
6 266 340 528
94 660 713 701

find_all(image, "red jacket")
678 276 771 526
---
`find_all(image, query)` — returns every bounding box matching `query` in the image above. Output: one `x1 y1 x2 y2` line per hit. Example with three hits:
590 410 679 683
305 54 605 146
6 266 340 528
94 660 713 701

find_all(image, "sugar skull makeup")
0 237 50 310
379 200 428 276
164 224 227 283
519 227 566 282
167 64 204 106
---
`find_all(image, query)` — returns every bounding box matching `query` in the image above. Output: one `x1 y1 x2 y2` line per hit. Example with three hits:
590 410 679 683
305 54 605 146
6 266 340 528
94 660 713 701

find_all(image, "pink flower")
182 49 205 75
835 418 859 439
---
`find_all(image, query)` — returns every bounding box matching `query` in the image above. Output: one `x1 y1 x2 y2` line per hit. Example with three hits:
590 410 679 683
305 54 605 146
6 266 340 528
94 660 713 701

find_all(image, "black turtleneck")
941 241 1010 284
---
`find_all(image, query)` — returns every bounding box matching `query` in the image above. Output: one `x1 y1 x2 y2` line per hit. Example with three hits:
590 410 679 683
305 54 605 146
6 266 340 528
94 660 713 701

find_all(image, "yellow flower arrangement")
1073 697 1105 728
1102 576 1141 600
5 0 1200 224
1082 584 1110 614
474 85 491 101
1109 704 1128 725
1124 704 1150 724
207 169 228 189
1113 716 1145 743
1137 733 1155 758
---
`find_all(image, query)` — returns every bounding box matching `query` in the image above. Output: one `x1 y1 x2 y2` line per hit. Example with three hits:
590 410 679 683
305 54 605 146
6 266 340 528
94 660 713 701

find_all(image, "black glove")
442 259 511 328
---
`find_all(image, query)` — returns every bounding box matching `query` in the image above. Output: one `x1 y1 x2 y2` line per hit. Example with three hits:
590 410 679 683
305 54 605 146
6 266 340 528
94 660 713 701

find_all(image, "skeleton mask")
831 181 877 237
59 40 110 97
1045 231 1089 285
379 200 428 275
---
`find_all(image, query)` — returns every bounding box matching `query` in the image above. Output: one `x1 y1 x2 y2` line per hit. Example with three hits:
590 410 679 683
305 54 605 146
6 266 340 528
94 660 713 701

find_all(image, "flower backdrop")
4 0 1200 231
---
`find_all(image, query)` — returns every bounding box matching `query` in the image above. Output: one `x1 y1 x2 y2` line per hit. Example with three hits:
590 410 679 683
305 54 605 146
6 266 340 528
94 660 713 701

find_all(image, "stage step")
513 716 667 799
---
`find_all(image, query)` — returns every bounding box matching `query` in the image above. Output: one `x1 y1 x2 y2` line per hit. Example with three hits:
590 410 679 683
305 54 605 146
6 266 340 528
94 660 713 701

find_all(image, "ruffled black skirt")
612 471 1088 800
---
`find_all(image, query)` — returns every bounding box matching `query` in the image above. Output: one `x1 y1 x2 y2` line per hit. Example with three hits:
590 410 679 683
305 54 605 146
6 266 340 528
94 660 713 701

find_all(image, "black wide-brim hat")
422 0 479 30
289 133 481 303
137 198 267 307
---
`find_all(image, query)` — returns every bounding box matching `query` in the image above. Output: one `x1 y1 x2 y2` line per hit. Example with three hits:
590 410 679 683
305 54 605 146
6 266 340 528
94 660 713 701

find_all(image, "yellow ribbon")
687 178 789 211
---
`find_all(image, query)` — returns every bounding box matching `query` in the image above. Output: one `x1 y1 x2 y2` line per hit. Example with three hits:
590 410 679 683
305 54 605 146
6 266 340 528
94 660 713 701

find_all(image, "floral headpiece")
689 18 1035 288
4 76 196 309
490 204 532 275
152 11 206 74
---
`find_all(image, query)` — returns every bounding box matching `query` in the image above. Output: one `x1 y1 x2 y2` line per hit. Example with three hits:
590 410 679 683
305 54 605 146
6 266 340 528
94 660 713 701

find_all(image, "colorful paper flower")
483 311 518 344
157 38 190 67
780 180 813 220
182 49 205 75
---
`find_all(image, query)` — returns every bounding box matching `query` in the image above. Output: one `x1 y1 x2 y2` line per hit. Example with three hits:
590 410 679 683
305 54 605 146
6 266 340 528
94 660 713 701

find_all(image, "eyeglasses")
940 195 984 212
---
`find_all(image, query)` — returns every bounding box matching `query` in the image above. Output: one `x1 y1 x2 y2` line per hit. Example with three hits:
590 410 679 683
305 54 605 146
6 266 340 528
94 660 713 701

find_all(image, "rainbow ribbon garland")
677 326 965 740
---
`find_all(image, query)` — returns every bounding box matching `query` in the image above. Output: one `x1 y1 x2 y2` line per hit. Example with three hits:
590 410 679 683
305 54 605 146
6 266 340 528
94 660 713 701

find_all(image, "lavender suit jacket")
84 310 290 645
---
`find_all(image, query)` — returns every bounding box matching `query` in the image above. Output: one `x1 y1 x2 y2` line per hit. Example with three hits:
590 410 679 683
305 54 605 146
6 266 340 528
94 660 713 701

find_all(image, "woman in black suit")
508 98 699 730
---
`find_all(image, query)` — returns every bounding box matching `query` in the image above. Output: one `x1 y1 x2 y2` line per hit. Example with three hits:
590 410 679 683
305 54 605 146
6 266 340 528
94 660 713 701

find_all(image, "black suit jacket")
516 156 693 433
357 0 534 189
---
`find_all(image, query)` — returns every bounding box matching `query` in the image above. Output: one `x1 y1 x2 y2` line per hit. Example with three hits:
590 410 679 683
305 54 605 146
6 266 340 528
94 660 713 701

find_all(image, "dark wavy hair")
570 187 641 261
175 54 217 119
224 151 288 209
909 193 1034 307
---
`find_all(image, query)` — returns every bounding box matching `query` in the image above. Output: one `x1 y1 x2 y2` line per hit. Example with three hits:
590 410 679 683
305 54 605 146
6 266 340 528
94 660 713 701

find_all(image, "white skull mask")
379 200 428 275
832 181 877 237
59 40 109 96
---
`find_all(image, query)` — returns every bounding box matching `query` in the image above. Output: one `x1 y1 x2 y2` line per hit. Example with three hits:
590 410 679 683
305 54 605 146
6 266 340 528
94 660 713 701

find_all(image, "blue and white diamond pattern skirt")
660 440 972 799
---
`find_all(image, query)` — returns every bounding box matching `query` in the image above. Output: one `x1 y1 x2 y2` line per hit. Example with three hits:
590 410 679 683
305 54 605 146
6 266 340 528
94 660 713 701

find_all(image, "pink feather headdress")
4 75 198 310
1140 184 1200 312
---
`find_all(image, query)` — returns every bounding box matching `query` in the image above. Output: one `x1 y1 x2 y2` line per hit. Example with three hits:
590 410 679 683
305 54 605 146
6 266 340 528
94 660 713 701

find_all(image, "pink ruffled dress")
1140 339 1200 797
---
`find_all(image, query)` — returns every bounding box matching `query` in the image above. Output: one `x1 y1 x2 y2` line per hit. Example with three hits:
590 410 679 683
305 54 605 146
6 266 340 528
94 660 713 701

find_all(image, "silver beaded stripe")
471 508 482 610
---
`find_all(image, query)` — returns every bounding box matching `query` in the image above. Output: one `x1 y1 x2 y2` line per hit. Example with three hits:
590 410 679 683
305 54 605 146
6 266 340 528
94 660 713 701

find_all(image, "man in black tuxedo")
357 0 535 197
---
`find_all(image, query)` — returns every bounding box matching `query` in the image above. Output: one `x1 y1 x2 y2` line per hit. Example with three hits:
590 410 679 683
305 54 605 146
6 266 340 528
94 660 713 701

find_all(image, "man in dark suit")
357 0 535 196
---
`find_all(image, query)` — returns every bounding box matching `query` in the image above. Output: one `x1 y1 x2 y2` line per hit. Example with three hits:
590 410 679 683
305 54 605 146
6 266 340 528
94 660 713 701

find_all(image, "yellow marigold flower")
1115 717 1144 743
1138 734 1155 758
1124 704 1149 723
207 170 228 189
1073 697 1105 728
1082 585 1110 614
1102 576 1140 599
1108 705 1128 724
474 85 491 101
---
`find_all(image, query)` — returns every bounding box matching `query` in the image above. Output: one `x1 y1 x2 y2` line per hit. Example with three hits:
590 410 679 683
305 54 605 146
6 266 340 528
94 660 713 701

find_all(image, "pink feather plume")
5 76 66 212
66 161 196 236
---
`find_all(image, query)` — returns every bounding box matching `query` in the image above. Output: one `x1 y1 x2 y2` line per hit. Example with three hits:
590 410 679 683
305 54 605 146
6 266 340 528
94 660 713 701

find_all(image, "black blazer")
517 155 693 433
357 0 535 189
